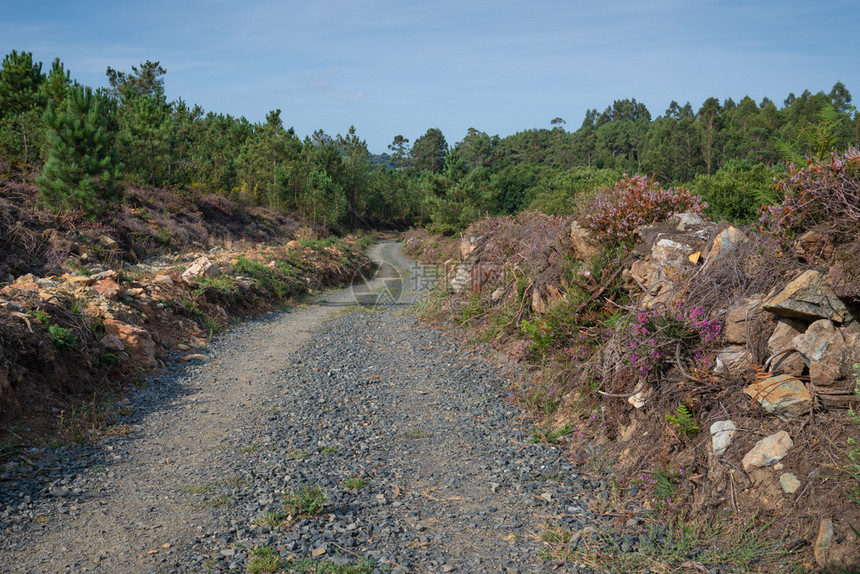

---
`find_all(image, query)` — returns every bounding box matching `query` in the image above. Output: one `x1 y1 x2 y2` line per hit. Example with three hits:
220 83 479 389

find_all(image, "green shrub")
48 324 76 347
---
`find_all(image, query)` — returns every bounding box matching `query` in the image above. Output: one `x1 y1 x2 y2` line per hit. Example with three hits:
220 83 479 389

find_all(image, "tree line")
0 50 857 231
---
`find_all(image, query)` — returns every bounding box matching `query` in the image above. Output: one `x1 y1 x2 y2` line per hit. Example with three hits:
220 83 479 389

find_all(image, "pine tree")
37 86 123 213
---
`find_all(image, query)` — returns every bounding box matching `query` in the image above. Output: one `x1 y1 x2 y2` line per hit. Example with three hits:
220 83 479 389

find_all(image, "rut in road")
1 241 607 574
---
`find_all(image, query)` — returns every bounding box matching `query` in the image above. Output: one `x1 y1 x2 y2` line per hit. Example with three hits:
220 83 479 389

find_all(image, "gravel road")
0 241 609 573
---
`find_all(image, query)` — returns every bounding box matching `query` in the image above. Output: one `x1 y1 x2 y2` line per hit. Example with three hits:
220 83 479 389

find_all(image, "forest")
1 50 858 233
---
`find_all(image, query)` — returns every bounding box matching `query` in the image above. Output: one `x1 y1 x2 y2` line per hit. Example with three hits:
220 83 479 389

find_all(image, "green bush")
48 324 76 347
692 161 781 225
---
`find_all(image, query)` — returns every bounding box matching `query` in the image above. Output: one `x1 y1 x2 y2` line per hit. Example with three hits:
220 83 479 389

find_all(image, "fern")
666 405 700 439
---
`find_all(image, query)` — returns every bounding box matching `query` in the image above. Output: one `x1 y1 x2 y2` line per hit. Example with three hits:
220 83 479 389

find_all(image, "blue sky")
2 0 858 153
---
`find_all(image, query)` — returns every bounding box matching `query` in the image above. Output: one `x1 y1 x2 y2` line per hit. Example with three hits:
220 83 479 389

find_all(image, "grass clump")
283 485 327 518
247 545 287 574
343 477 367 490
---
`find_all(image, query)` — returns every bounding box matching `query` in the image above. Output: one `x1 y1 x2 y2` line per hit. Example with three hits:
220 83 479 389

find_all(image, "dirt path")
1 242 602 573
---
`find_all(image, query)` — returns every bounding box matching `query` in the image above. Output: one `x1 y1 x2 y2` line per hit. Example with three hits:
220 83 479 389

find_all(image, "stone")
779 473 800 494
710 420 737 456
90 270 118 282
763 270 849 323
311 547 326 558
795 231 835 263
103 319 157 369
706 226 746 263
90 278 122 300
459 235 482 260
766 318 808 376
713 346 752 377
100 334 125 352
815 519 834 570
742 431 793 472
672 212 706 231
651 238 695 268
794 319 859 396
97 235 119 250
570 221 601 260
152 274 173 285
629 260 658 291
724 296 764 344
66 275 96 287
743 375 812 420
180 257 221 283
491 287 505 301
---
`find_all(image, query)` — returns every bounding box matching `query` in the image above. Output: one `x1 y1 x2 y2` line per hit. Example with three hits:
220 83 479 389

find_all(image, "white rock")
742 431 793 472
780 473 801 494
710 420 737 456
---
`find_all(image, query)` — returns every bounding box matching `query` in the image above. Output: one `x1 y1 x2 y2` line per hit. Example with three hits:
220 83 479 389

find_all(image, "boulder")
766 318 808 376
795 231 835 263
629 260 658 291
180 257 222 283
763 270 849 323
742 430 793 472
90 278 122 301
100 334 125 352
713 346 753 377
459 235 483 260
743 375 812 420
570 221 601 260
793 320 860 404
705 226 746 264
651 238 695 269
710 420 737 456
724 295 764 344
102 319 157 369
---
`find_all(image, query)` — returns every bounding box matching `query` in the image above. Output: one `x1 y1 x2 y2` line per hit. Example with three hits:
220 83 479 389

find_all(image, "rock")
97 235 119 250
743 375 812 420
103 320 157 369
152 274 173 286
450 263 473 294
763 270 849 323
491 287 505 302
779 473 800 494
710 420 737 456
815 519 834 570
570 221 601 260
793 319 859 393
713 346 752 377
90 270 118 281
181 257 222 283
651 238 694 269
742 431 793 472
311 547 326 558
766 318 808 376
286 240 302 249
705 226 746 263
723 296 765 345
459 236 482 260
90 278 122 300
66 275 96 287
672 212 706 231
795 231 835 263
629 260 658 291
100 334 125 352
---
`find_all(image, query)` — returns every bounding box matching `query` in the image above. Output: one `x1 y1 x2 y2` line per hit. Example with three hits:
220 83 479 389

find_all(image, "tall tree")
0 50 44 164
337 125 370 226
37 86 122 213
388 134 410 170
410 128 448 173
